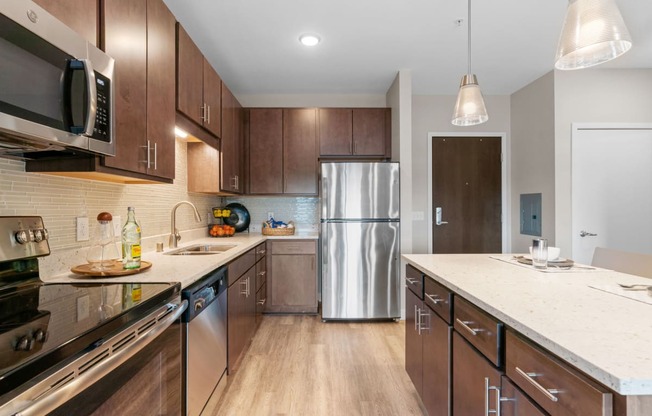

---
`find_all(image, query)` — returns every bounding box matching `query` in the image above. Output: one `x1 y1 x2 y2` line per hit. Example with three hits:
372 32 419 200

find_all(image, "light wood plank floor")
207 315 425 416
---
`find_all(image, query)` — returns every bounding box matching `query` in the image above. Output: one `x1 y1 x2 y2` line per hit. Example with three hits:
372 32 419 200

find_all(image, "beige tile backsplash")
0 140 220 278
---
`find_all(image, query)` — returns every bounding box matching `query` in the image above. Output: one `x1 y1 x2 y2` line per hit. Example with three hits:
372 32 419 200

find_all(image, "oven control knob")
33 229 44 242
15 230 29 244
33 329 48 343
15 336 35 352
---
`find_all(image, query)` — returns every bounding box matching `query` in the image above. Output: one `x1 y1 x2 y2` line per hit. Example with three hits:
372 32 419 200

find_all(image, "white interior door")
572 125 652 264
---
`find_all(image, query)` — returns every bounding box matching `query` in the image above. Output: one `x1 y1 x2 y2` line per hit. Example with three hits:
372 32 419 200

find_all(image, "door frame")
427 132 510 254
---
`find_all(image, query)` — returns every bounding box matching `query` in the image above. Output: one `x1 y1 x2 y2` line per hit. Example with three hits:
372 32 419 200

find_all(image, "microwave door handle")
81 59 97 137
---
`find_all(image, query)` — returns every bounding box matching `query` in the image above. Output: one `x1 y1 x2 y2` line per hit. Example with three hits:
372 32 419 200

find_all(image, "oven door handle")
6 299 188 416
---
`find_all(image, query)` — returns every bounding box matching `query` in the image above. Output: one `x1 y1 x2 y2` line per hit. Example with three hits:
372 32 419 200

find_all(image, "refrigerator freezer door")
321 162 399 220
321 221 400 319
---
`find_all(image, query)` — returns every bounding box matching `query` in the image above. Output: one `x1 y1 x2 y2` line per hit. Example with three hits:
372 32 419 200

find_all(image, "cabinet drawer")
271 240 316 255
227 248 255 286
454 297 503 367
255 258 267 292
405 264 424 300
506 331 612 416
423 277 452 324
255 242 267 261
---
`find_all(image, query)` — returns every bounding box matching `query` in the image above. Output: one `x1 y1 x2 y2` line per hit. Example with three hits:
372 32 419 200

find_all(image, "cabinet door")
221 84 242 193
102 0 147 174
270 253 317 313
34 0 98 45
318 108 352 156
352 108 388 156
145 0 175 179
422 308 451 416
248 109 283 194
227 268 256 373
501 376 548 416
453 332 503 415
202 61 222 137
405 289 423 397
176 25 204 125
283 109 317 195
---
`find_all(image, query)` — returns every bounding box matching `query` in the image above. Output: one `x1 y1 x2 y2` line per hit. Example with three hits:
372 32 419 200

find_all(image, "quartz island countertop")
45 232 318 289
403 253 652 396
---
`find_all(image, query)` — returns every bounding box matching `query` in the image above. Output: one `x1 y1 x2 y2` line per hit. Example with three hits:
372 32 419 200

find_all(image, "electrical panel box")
520 193 542 236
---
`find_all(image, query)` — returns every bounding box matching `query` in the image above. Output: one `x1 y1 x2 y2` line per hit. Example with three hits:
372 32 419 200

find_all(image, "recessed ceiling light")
299 34 320 47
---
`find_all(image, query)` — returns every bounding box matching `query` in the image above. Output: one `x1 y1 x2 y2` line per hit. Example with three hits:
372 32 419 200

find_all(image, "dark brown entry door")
432 137 502 253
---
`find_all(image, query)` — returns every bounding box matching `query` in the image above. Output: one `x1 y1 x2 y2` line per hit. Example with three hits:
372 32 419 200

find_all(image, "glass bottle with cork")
121 207 141 269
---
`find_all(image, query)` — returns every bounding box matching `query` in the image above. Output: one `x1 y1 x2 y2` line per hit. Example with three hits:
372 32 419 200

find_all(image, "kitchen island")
404 253 652 414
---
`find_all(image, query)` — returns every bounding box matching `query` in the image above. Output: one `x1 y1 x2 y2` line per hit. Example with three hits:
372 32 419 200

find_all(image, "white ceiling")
162 0 652 96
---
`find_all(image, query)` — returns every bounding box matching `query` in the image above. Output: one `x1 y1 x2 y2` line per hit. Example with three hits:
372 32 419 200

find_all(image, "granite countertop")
403 253 652 396
47 232 319 289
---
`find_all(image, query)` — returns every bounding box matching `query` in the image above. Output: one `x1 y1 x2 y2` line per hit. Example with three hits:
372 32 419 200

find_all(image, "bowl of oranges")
208 223 235 237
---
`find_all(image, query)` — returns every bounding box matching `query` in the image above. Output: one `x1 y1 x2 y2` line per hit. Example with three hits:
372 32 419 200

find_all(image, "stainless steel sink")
164 244 238 255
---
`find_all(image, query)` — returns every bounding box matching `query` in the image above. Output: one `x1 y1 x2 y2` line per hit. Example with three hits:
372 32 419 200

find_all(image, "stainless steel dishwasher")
182 266 228 416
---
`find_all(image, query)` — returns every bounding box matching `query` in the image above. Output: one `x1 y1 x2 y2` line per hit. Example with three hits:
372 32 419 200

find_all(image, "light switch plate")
412 211 425 221
113 215 121 236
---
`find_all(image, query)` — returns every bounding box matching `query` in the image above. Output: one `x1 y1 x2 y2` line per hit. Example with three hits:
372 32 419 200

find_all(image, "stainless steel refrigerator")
321 162 400 320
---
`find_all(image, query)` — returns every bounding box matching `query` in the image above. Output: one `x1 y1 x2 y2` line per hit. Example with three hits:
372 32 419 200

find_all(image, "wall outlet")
76 217 89 241
77 295 90 322
267 212 274 220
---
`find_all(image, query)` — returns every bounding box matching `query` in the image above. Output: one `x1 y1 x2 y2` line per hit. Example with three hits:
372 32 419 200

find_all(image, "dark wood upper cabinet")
318 108 391 159
283 109 318 195
145 0 176 180
352 108 389 157
318 108 352 155
248 109 283 194
33 0 98 45
220 84 243 193
176 25 222 138
103 0 175 180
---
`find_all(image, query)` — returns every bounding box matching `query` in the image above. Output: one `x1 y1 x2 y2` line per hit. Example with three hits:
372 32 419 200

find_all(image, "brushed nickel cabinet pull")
405 277 418 284
425 293 444 304
153 141 157 170
514 367 560 402
456 318 483 336
484 377 502 416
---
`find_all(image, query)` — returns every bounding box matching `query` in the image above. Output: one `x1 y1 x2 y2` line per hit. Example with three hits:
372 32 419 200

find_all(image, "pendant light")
452 0 488 126
555 0 632 70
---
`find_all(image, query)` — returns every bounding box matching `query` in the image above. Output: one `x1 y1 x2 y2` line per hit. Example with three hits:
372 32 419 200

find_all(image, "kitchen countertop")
46 232 318 289
403 253 652 396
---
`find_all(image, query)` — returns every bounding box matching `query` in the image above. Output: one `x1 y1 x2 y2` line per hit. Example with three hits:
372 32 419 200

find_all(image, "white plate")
522 255 567 263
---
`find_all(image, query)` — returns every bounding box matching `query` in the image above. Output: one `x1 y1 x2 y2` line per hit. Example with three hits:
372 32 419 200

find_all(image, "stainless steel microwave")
0 1 115 160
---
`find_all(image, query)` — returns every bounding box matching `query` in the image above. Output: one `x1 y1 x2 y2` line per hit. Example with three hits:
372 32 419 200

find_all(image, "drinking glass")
532 238 548 269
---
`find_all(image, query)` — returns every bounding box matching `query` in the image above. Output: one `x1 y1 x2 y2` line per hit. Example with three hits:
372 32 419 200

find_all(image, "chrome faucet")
169 201 202 248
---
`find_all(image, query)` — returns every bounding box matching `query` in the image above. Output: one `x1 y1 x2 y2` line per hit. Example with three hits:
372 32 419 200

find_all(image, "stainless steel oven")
0 1 115 160
0 217 187 416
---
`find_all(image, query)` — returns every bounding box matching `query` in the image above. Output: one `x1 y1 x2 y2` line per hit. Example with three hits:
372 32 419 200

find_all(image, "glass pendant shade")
452 74 488 126
555 0 632 70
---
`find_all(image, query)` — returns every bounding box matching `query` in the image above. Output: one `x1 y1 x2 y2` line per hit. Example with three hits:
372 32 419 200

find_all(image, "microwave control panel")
92 72 111 143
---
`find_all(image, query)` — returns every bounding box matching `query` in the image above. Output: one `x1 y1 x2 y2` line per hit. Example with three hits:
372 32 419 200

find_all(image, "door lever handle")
435 207 448 226
579 230 597 237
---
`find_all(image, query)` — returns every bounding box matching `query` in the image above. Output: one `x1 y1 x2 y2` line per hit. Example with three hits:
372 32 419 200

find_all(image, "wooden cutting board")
71 260 152 277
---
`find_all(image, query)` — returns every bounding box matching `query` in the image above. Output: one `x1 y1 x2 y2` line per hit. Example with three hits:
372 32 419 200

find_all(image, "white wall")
554 69 652 256
510 71 555 252
387 70 412 319
411 94 511 253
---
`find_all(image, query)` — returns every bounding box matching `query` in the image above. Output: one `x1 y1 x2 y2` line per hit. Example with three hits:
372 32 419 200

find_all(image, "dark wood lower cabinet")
227 265 255 373
452 331 502 415
405 289 423 397
267 240 317 313
422 307 451 416
501 376 548 416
